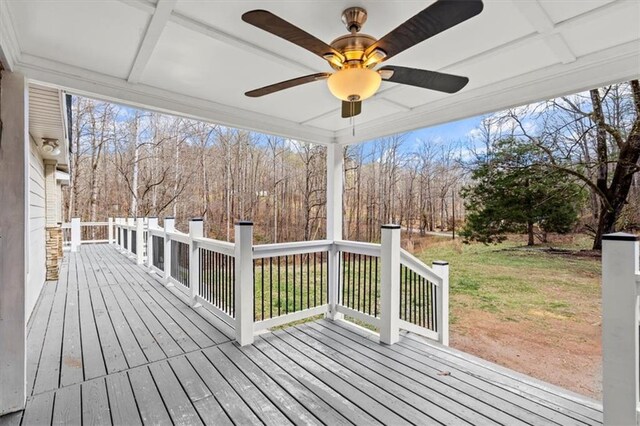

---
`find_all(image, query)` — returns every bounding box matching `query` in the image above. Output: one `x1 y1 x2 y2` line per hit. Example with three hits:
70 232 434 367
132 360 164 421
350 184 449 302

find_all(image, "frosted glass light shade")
327 68 381 101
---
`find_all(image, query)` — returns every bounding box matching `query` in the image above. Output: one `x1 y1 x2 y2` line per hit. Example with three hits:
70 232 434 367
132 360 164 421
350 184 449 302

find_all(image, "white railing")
601 233 640 426
109 217 450 349
63 218 113 250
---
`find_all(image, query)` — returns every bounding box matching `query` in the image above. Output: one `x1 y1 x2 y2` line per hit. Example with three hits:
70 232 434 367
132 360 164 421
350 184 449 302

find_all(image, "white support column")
147 217 157 269
0 70 28 415
164 217 175 286
433 260 450 346
108 217 114 244
70 217 81 252
380 224 401 345
602 233 640 426
136 218 144 265
234 221 254 346
189 218 203 307
326 143 343 320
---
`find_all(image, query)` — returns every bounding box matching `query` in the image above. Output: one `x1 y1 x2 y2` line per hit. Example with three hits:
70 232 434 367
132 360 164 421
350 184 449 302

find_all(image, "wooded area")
66 81 639 247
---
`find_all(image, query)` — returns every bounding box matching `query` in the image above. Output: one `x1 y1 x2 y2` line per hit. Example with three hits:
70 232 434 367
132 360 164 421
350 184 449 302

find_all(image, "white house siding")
26 137 46 319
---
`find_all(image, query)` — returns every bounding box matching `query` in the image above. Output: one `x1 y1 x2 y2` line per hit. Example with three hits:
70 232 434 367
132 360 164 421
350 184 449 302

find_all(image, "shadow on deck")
1 244 602 425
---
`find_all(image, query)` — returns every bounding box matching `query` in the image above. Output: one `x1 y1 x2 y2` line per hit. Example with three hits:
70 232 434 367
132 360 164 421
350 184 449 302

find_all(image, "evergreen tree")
461 138 584 245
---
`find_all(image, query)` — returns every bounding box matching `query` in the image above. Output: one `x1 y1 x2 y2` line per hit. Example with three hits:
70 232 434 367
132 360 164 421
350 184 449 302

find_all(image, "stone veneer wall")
45 226 63 280
44 160 61 280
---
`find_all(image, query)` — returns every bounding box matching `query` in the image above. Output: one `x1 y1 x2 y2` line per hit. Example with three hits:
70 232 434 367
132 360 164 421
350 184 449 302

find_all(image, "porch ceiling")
1 0 638 145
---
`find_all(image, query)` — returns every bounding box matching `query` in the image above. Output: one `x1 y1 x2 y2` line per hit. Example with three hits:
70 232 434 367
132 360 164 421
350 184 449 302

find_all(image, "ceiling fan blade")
245 73 331 97
380 66 468 93
366 0 483 62
242 10 344 62
342 100 362 118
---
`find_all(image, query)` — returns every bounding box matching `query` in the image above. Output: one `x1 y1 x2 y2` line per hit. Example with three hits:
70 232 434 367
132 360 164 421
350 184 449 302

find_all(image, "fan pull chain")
351 103 356 136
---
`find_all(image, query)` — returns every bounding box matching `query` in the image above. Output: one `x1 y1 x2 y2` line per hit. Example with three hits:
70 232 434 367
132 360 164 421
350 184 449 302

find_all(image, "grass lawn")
409 234 602 398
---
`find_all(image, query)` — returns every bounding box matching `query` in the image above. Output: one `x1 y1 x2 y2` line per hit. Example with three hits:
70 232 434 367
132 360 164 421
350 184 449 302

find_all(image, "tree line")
66 80 639 249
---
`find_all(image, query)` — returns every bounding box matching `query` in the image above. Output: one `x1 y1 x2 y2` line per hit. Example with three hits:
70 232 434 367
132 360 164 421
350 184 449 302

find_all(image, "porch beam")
127 0 177 84
0 70 28 414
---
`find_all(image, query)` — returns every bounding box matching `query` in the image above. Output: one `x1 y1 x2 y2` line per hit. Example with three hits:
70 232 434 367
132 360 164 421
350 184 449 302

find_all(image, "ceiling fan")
242 0 484 118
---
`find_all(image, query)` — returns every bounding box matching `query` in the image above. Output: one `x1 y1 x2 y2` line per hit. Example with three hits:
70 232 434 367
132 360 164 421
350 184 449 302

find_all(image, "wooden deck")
1 244 603 425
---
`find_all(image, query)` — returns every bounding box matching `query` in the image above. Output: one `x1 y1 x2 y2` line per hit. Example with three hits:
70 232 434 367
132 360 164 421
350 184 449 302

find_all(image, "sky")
412 115 483 145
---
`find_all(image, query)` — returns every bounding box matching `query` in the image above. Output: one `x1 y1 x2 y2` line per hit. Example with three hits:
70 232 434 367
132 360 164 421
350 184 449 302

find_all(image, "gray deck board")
21 392 54 425
81 378 111 425
105 372 142 426
149 361 204 426
52 384 81 425
32 269 67 394
6 244 603 426
168 356 233 426
272 329 432 425
218 343 322 426
202 345 293 425
186 351 262 425
77 282 107 380
60 274 83 387
129 365 172 425
26 280 57 396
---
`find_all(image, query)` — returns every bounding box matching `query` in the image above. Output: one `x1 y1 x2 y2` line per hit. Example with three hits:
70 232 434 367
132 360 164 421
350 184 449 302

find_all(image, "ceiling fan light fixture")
327 67 381 102
362 49 386 68
323 53 344 69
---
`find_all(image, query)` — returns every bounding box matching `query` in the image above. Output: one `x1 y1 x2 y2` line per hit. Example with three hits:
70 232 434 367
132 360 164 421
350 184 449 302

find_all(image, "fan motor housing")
329 33 377 69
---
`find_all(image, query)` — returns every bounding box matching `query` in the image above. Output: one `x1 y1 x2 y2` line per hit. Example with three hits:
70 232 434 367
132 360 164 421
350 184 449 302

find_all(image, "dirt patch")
450 308 602 400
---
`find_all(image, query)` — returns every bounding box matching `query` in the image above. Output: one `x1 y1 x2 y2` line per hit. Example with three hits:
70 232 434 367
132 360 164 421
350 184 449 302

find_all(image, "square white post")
70 217 81 252
108 217 114 244
380 224 401 345
602 233 640 426
164 217 175 286
189 218 204 307
147 217 158 269
127 218 134 253
433 261 450 346
326 143 343 320
0 70 28 415
136 218 144 265
235 221 254 346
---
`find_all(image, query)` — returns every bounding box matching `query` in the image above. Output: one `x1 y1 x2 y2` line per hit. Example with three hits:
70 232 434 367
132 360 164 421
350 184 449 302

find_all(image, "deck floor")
1 244 602 425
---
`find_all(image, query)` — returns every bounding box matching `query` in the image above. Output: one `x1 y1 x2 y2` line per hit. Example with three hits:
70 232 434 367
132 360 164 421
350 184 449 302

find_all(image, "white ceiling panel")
142 21 341 125
560 1 640 57
539 0 616 24
8 0 149 79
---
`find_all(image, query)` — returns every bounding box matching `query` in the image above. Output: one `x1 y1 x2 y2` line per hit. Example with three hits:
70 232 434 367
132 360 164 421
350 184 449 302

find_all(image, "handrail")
166 230 189 244
194 236 235 257
148 228 165 237
253 239 332 259
334 240 381 257
400 249 443 286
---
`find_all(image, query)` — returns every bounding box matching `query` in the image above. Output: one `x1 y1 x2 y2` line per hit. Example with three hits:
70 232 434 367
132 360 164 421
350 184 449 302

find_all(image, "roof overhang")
2 0 639 145
28 84 71 170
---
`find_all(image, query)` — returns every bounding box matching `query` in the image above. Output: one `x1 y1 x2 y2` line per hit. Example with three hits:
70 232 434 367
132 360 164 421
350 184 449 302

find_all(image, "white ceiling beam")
512 0 576 64
128 0 177 84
